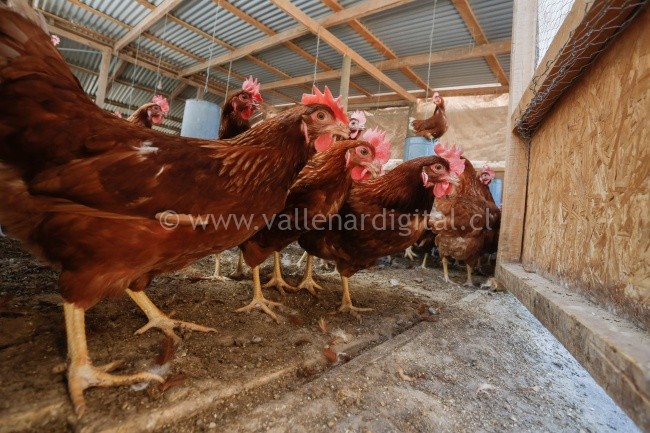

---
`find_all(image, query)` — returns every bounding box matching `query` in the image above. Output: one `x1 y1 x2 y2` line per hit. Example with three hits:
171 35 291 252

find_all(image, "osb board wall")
522 7 650 330
413 94 509 162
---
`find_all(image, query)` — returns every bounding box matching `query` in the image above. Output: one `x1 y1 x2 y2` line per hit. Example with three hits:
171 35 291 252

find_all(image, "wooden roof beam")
451 0 509 85
321 0 429 94
113 0 182 53
218 0 370 96
181 0 414 77
261 39 511 90
270 0 416 102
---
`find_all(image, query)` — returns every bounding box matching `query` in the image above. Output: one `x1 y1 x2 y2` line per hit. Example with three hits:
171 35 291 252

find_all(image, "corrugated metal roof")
411 57 498 88
497 53 511 80
42 0 513 133
359 1 474 57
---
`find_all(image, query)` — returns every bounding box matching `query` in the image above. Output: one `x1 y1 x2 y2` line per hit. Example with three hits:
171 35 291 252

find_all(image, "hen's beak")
331 121 350 140
363 161 382 178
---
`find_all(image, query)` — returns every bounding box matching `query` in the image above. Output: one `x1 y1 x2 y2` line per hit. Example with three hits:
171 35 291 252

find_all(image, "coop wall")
521 7 649 330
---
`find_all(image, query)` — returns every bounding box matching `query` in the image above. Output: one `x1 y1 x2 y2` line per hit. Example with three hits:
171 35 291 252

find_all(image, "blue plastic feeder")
403 136 437 161
180 99 221 139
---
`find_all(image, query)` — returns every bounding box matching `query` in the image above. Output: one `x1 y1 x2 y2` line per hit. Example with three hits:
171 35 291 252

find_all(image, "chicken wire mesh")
515 0 647 140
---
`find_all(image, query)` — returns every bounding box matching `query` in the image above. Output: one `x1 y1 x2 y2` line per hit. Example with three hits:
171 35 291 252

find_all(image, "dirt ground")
0 236 639 433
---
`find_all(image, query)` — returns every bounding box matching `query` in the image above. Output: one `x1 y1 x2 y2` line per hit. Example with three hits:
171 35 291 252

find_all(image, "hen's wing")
25 135 273 219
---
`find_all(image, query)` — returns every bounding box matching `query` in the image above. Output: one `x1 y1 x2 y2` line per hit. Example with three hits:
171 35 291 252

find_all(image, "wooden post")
95 49 112 109
339 55 352 111
496 0 537 265
196 86 205 100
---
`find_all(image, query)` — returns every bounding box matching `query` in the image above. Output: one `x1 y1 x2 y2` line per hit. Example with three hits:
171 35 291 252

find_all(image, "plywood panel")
522 7 650 329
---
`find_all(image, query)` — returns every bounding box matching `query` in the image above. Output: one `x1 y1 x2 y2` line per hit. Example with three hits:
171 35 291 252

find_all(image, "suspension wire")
311 26 321 89
424 0 438 102
204 0 221 96
128 35 141 110
224 59 233 99
154 14 168 94
425 0 438 105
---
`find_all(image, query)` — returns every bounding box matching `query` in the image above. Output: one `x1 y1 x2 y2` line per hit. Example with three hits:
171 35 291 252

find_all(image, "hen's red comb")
242 76 263 103
51 35 60 46
362 127 391 165
350 110 367 126
301 86 349 124
434 142 465 176
152 95 169 114
479 165 495 178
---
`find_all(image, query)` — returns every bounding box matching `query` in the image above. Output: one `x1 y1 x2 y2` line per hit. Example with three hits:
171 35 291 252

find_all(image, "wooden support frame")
321 0 432 93
451 0 509 85
94 49 112 108
270 0 416 102
180 0 413 77
495 1 650 431
261 39 511 91
113 0 182 53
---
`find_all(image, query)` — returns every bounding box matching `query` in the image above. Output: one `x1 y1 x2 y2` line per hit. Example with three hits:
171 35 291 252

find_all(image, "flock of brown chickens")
0 0 500 417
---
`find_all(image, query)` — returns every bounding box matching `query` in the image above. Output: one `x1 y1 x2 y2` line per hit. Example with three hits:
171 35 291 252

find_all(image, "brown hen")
429 145 501 286
0 1 348 416
298 154 458 316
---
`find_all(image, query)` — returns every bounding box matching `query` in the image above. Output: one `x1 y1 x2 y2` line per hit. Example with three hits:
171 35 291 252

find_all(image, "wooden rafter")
106 59 127 94
181 0 414 77
321 0 430 94
270 0 416 102
113 0 183 53
261 39 511 90
46 9 297 104
131 0 296 103
347 85 508 108
46 19 228 97
218 0 370 97
451 0 509 85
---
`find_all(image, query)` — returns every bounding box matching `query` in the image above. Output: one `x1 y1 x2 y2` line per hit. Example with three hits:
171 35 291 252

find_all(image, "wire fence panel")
515 0 647 140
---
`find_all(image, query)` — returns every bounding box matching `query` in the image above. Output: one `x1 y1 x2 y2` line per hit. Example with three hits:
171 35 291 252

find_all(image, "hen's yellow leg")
126 289 216 344
230 250 245 277
442 257 450 283
464 264 475 287
338 276 373 318
262 252 294 296
208 253 231 281
64 302 164 417
235 266 283 323
289 255 325 297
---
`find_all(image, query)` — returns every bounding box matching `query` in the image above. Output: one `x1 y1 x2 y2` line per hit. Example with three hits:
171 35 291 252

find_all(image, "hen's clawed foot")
68 360 163 417
262 252 294 296
134 315 216 344
289 275 325 297
404 246 419 261
288 255 325 297
126 289 216 344
262 276 294 297
235 297 283 323
338 303 374 320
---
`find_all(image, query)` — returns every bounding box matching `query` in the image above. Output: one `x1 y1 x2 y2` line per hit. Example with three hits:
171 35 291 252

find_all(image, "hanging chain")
224 59 233 99
425 0 438 105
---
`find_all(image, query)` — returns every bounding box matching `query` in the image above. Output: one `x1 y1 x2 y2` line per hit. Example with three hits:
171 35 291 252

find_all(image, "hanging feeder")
180 99 221 139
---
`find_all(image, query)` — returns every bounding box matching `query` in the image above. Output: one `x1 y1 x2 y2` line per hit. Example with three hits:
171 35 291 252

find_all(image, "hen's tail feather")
0 0 83 93
1 0 48 33
411 119 424 132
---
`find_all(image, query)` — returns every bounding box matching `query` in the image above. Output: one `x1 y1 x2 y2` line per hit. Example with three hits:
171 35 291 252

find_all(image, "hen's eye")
316 111 326 120
358 147 369 155
434 164 443 170
242 94 248 99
